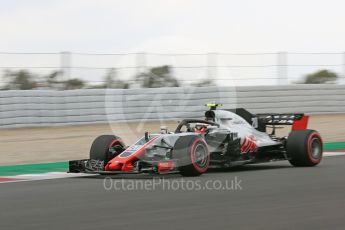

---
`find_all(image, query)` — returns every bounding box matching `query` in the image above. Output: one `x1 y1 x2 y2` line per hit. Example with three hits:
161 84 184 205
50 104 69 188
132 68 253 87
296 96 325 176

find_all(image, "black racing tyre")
90 135 125 163
173 135 210 176
287 129 323 167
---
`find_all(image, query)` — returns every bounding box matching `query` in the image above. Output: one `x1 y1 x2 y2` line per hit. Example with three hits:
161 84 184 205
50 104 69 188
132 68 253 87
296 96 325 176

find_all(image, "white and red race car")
69 104 323 176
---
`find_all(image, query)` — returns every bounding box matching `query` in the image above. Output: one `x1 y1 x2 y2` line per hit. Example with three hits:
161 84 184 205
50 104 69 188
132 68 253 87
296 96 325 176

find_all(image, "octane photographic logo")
104 36 238 167
103 176 243 192
105 86 237 138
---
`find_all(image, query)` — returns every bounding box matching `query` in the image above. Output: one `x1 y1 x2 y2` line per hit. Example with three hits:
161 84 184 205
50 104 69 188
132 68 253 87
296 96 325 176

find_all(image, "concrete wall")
1 84 344 128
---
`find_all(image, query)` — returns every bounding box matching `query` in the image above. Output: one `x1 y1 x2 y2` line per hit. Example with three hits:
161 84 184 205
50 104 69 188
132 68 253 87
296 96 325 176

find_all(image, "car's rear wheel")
173 135 210 176
90 135 126 164
287 129 323 167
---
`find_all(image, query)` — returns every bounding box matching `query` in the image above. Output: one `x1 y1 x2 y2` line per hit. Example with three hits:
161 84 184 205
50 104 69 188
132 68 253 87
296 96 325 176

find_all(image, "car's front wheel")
90 135 126 164
173 135 210 176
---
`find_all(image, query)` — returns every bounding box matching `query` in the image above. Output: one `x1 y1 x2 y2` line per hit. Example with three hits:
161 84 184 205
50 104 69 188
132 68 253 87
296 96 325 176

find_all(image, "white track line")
0 172 93 183
324 152 345 157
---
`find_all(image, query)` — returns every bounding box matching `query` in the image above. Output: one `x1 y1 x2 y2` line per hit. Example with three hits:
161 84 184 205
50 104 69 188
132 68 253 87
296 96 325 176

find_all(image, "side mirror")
160 126 168 134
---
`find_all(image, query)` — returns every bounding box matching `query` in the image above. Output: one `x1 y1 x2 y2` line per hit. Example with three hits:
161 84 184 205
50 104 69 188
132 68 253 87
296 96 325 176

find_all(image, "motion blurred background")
1 0 345 165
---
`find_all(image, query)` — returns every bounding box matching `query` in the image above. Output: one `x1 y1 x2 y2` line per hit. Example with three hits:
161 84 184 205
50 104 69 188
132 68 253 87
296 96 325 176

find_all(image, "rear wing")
225 108 309 132
256 113 309 130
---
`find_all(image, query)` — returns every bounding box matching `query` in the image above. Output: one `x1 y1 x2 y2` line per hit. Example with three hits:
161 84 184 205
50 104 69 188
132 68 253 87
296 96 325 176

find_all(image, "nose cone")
105 161 122 171
105 161 134 172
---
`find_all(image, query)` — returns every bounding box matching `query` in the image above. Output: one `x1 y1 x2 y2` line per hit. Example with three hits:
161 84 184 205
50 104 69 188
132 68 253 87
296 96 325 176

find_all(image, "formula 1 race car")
69 104 323 176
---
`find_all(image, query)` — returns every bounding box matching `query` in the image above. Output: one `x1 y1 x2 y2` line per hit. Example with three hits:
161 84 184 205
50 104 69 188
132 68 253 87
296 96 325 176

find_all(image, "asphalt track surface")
1 156 345 230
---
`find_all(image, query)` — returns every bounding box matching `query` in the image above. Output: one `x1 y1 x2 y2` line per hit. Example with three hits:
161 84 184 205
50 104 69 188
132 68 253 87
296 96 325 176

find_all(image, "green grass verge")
324 142 345 151
0 162 68 176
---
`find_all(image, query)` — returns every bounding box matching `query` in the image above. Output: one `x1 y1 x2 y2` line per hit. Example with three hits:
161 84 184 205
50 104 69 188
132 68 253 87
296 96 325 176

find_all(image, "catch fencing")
1 52 345 86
